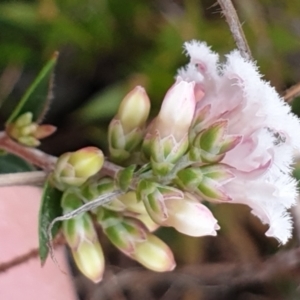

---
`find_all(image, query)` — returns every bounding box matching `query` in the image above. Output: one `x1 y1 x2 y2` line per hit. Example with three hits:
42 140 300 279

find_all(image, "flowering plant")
1 38 299 284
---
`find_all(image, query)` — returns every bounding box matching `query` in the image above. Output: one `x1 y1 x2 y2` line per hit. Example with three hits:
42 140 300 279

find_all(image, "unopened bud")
161 193 220 236
72 240 105 283
117 86 150 133
61 192 105 283
189 120 242 163
142 79 197 175
6 112 56 147
108 86 150 162
134 234 176 272
53 147 104 190
176 165 234 202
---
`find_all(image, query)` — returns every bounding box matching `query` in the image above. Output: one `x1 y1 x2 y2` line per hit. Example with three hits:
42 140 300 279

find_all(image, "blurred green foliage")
1 0 299 154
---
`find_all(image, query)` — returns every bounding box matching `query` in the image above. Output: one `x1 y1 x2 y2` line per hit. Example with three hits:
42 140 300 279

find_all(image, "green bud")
176 165 234 202
53 147 104 190
189 120 242 163
117 86 150 133
108 86 150 163
80 177 116 202
98 209 147 255
68 147 104 178
143 131 189 176
137 180 183 224
15 112 33 127
61 190 104 283
72 240 105 283
134 234 175 272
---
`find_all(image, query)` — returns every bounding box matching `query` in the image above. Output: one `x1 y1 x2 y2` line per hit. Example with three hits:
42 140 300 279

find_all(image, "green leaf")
0 153 34 173
6 52 58 125
38 179 63 264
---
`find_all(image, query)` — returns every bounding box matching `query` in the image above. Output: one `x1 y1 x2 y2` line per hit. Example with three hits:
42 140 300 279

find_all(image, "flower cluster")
6 112 56 147
52 40 300 283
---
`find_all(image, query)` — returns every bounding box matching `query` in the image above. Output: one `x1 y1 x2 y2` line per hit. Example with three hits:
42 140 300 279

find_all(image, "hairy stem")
218 0 252 60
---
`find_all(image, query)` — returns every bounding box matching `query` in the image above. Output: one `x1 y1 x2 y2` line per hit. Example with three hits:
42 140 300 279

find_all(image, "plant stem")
0 132 56 171
0 171 47 187
217 0 252 61
0 131 123 186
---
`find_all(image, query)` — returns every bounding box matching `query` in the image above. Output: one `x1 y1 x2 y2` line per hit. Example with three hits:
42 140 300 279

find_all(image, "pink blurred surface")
0 186 76 299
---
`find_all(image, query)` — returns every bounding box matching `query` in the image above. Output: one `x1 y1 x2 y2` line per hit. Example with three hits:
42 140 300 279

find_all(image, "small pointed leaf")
38 178 63 264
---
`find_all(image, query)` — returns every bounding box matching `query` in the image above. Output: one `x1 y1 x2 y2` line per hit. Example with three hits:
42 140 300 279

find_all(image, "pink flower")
177 40 300 244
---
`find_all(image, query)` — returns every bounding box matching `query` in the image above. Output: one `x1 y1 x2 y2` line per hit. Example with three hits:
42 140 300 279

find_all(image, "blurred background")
1 0 300 299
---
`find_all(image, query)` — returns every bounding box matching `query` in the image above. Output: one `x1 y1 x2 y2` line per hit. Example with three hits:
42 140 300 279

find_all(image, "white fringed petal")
178 40 300 244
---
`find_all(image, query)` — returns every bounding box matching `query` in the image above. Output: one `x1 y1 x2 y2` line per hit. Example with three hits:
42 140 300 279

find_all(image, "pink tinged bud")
141 80 196 176
33 124 57 139
155 79 196 141
72 240 105 283
162 194 220 237
68 147 104 178
117 86 151 133
133 234 176 272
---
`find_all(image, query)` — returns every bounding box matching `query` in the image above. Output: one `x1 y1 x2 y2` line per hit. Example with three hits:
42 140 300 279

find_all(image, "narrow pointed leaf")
6 52 58 125
38 178 63 264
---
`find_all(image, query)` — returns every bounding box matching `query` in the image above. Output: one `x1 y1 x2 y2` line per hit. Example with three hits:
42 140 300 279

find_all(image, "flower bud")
72 240 105 283
161 193 220 236
142 79 197 175
175 164 234 202
137 180 184 224
80 177 116 203
53 147 104 190
108 86 150 162
117 86 150 133
98 209 148 255
6 112 56 147
98 209 174 272
189 120 242 163
116 191 160 231
62 191 105 283
133 234 176 272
